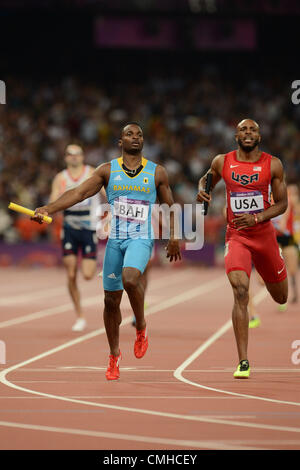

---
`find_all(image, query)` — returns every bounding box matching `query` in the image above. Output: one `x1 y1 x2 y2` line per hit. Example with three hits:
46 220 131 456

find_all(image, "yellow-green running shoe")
233 360 250 379
249 316 261 329
278 303 287 312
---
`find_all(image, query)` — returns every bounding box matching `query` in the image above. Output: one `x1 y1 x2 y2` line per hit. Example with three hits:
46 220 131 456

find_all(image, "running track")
0 265 300 450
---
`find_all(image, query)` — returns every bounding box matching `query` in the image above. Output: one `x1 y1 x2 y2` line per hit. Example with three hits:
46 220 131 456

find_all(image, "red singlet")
272 196 294 236
222 150 287 283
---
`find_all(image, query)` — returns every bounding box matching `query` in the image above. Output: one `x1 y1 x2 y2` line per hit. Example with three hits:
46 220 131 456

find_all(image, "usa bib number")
114 197 149 224
230 191 264 214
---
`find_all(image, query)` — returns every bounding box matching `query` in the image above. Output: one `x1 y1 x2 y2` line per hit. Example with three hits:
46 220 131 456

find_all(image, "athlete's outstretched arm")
155 165 181 262
197 154 224 204
32 163 110 222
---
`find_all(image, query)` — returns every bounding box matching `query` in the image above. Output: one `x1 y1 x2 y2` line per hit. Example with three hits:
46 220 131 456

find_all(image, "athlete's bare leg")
122 267 146 331
132 263 149 326
81 258 97 281
264 277 288 305
248 289 258 317
228 270 250 362
248 288 260 321
283 245 298 302
291 275 298 303
103 290 123 356
63 255 82 318
141 263 149 292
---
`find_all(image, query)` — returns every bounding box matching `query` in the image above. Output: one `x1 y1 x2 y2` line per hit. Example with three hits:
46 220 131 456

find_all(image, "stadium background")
1 0 300 268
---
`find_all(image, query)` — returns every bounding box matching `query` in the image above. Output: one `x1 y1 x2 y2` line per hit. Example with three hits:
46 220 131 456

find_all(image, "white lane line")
0 268 195 329
0 268 193 306
2 277 300 436
0 276 226 372
4 367 300 373
0 396 246 399
0 276 226 371
13 381 74 384
0 271 62 293
0 295 103 329
0 390 299 434
0 420 260 450
0 286 67 306
225 439 300 447
174 288 300 407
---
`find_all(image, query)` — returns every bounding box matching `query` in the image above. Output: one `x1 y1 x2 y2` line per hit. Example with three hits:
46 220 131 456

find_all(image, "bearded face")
236 120 261 152
237 137 260 153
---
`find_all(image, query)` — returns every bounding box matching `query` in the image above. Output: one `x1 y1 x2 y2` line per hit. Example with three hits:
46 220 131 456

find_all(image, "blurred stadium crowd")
1 67 300 245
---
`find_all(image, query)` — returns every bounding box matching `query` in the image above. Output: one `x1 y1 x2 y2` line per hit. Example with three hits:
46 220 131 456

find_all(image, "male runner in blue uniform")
33 123 181 380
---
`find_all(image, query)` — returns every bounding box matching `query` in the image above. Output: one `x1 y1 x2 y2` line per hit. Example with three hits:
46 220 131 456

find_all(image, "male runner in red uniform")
197 119 288 378
272 184 299 305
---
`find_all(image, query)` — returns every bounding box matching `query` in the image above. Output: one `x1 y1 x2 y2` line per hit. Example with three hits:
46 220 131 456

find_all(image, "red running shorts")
224 223 287 283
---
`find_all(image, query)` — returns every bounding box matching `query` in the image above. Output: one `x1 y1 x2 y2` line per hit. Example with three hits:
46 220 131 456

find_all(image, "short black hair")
121 122 142 136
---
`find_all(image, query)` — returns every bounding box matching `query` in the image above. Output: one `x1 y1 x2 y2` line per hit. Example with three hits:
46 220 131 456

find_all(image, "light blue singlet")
103 156 157 291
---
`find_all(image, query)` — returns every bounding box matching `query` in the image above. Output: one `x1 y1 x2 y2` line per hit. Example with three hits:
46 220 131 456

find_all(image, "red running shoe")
105 351 122 380
134 328 148 359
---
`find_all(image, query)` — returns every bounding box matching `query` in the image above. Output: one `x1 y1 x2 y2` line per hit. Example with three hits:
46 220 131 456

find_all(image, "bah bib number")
114 197 149 224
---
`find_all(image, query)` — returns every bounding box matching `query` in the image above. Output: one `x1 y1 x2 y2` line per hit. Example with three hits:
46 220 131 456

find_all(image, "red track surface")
0 265 300 450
